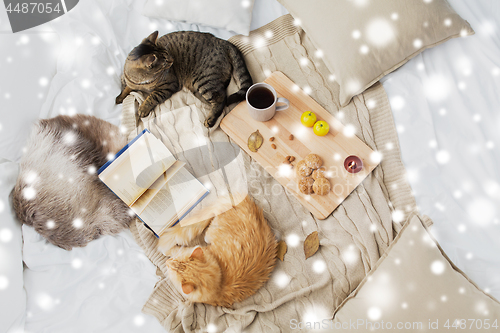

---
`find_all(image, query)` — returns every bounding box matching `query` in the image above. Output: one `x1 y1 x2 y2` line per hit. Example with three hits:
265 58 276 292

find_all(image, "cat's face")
124 31 174 85
166 247 221 303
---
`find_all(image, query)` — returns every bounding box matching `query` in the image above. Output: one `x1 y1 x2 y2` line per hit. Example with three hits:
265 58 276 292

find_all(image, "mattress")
1 0 499 332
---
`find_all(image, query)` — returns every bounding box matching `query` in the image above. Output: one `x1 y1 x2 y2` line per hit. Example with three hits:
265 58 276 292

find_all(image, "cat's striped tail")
226 43 253 106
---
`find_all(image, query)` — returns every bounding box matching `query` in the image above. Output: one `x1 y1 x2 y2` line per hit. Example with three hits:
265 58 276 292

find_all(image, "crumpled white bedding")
381 0 500 301
2 0 500 332
0 0 287 332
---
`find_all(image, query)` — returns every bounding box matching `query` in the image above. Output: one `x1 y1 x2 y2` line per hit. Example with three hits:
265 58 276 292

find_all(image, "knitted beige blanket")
120 14 422 333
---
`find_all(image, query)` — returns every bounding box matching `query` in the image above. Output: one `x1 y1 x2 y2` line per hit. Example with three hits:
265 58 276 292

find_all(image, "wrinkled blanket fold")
121 14 419 333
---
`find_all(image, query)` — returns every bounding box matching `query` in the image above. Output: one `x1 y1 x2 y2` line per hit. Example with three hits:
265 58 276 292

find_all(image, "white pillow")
142 0 256 35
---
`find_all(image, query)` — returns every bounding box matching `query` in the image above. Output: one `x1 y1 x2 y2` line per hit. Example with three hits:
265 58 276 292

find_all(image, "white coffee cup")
246 83 290 122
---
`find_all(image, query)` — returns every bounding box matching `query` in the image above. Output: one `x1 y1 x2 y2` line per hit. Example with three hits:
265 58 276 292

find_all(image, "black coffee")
248 87 275 109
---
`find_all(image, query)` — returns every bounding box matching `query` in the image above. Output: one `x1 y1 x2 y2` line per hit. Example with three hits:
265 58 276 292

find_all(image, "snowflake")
391 13 399 20
390 96 405 110
73 218 83 229
87 166 97 175
413 39 423 48
457 224 466 233
36 293 55 310
19 35 30 44
367 307 382 320
430 260 445 275
0 228 13 245
274 272 291 288
133 315 145 326
72 258 83 269
63 131 77 145
0 275 9 290
392 210 404 223
264 30 273 39
286 234 300 247
342 245 359 264
207 323 218 333
23 187 36 200
370 151 382 164
343 124 356 137
435 150 450 164
253 37 265 48
312 259 326 273
467 198 496 226
401 302 408 309
0 199 4 213
366 18 395 47
46 220 55 229
81 79 91 89
39 77 49 87
359 44 369 54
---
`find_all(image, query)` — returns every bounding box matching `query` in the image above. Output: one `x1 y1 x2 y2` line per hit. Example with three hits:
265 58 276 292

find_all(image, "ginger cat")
157 195 277 308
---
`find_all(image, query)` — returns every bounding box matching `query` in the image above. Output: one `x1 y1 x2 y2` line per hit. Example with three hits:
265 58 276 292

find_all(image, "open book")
98 129 209 237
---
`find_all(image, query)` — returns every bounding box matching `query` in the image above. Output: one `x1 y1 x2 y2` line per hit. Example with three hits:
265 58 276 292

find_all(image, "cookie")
311 167 326 180
296 159 312 177
305 154 322 170
299 177 315 194
313 178 330 195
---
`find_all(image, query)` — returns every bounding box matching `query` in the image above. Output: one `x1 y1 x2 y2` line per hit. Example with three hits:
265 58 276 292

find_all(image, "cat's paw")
157 232 176 255
204 115 218 128
115 95 125 104
138 104 153 118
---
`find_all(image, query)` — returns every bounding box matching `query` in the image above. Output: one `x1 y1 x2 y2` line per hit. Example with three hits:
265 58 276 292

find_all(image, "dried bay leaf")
247 130 263 152
304 231 319 259
277 240 287 261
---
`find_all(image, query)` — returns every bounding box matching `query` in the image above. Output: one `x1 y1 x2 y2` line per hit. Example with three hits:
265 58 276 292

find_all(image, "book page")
99 132 176 206
130 160 186 215
133 167 208 234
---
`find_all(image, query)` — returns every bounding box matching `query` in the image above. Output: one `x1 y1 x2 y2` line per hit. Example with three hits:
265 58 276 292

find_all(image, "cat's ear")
145 31 159 45
143 54 157 68
182 282 195 294
190 247 204 260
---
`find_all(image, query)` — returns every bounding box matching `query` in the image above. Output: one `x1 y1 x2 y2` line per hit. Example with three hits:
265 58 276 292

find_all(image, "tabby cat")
11 115 134 250
158 195 277 308
115 31 253 127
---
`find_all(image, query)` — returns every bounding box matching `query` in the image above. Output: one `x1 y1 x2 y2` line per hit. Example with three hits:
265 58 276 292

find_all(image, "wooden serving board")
221 72 379 219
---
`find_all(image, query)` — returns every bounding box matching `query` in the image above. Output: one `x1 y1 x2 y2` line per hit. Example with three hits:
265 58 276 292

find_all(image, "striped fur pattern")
10 115 134 250
116 31 253 127
158 195 277 308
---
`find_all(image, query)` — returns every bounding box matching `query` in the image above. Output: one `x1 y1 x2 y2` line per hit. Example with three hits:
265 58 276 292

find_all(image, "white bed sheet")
0 0 287 333
381 0 500 301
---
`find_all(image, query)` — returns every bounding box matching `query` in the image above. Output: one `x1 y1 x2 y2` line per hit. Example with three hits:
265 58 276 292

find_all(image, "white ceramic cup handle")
276 97 290 111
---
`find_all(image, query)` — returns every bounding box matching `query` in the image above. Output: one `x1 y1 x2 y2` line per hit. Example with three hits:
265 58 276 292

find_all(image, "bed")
1 0 499 332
